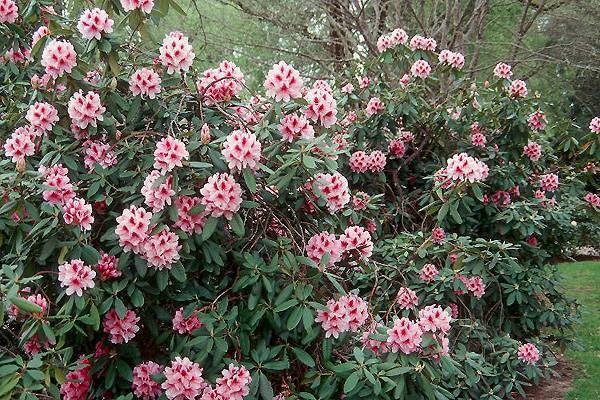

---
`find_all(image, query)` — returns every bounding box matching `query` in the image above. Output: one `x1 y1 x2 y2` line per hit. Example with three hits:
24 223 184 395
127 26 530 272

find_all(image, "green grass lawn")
558 261 600 400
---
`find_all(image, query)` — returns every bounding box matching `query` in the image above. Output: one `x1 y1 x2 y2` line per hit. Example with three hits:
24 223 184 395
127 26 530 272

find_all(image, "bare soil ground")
519 357 575 400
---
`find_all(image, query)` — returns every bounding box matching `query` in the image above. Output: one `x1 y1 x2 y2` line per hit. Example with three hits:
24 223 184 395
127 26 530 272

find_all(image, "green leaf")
171 263 187 282
156 270 169 291
344 370 361 393
243 168 257 193
9 297 42 314
259 374 274 400
292 347 315 367
114 298 127 319
202 217 218 240
230 214 245 237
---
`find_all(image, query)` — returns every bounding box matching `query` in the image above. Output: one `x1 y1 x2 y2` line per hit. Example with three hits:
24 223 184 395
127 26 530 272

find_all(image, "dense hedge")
1 1 599 400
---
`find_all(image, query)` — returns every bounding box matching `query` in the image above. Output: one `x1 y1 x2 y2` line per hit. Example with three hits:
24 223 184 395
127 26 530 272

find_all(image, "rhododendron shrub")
1 2 598 400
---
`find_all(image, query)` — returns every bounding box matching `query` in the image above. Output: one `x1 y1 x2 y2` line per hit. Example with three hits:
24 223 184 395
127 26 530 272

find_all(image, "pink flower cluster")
208 364 252 400
63 197 94 231
0 0 18 24
4 126 36 165
419 263 439 282
444 153 489 183
388 138 406 158
121 0 154 13
162 357 206 400
493 62 512 79
200 173 243 220
58 259 96 296
77 8 113 40
349 150 387 173
159 31 195 74
305 231 341 268
517 343 540 365
352 191 369 210
96 252 121 280
41 39 77 78
115 205 153 253
60 362 91 400
315 293 369 338
523 142 542 161
376 28 408 52
409 35 437 51
313 172 350 212
418 305 451 334
222 130 262 172
528 111 547 130
103 308 140 344
386 317 422 354
40 164 75 204
198 60 245 104
26 101 58 132
172 307 202 335
438 50 465 69
133 361 163 400
584 192 600 208
84 139 117 171
396 287 419 309
174 195 207 234
264 61 304 102
365 97 384 116
154 136 189 172
142 227 181 270
431 227 445 244
278 112 314 142
509 79 528 98
539 173 559 192
411 59 432 79
303 86 337 127
590 117 600 134
130 67 162 99
339 225 373 260
68 90 105 129
141 170 175 212
31 26 49 47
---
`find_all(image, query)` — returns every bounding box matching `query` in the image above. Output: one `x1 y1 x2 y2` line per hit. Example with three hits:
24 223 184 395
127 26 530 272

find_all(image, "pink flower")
222 130 262 172
96 252 121 280
278 112 314 142
84 139 117 171
172 307 202 335
399 130 414 143
352 191 369 210
215 364 252 400
467 276 485 298
314 172 350 212
387 317 423 354
390 28 408 45
365 97 384 116
509 79 528 97
115 205 153 253
103 308 140 344
446 153 489 182
130 67 162 99
4 126 35 163
200 124 211 144
39 164 75 205
358 76 370 89
409 35 436 51
396 287 418 310
411 59 431 79
418 305 451 334
399 73 411 87
492 191 511 207
77 8 113 40
31 26 49 47
58 259 96 296
198 60 245 104
26 102 59 132
60 362 91 400
439 50 465 69
264 61 304 102
341 83 354 93
5 47 29 64
162 357 206 400
121 0 154 13
388 139 406 158
0 0 18 23
419 263 439 282
41 39 77 77
523 142 542 161
142 227 181 270
339 293 369 331
589 116 600 134
303 87 338 127
154 136 189 172
526 235 538 247
159 31 195 74
493 62 512 79
315 299 349 339
471 133 486 148
68 90 105 129
584 192 600 208
377 34 392 52
339 225 373 260
528 111 547 130
174 195 207 234
142 170 175 212
349 151 370 173
200 173 243 219
361 323 389 354
305 232 341 268
63 197 94 231
368 150 387 172
539 173 559 192
518 343 540 365
133 361 163 400
431 227 445 244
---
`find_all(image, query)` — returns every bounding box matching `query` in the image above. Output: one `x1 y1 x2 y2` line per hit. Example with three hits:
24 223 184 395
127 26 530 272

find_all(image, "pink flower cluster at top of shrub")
130 68 162 99
120 0 154 14
103 308 140 344
198 60 245 104
172 307 202 335
517 343 540 365
315 293 369 338
264 61 303 102
77 8 113 40
438 50 465 69
0 0 18 24
58 259 96 296
278 112 315 142
221 129 262 172
159 31 195 75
